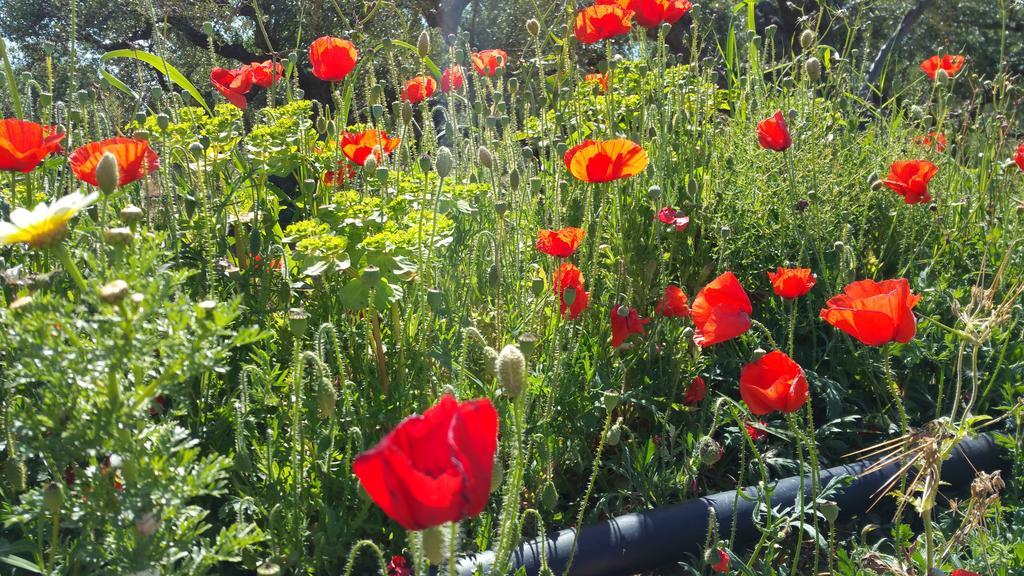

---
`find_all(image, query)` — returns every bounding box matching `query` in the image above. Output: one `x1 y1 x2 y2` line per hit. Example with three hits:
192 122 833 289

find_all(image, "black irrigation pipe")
454 434 1009 576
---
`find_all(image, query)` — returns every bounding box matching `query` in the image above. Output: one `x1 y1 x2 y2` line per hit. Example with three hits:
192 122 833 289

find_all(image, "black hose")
454 434 1008 576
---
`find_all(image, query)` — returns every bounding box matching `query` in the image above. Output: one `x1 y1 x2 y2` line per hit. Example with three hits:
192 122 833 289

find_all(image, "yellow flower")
0 191 98 249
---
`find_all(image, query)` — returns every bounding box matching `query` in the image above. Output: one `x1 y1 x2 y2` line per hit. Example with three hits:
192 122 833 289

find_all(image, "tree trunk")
860 0 936 100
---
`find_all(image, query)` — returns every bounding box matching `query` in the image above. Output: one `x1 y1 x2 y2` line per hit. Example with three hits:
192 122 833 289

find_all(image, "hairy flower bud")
478 145 494 169
96 151 120 194
799 29 816 50
435 146 453 178
99 279 130 304
422 525 448 565
496 344 526 397
804 57 822 81
417 30 431 58
697 435 722 466
526 18 541 37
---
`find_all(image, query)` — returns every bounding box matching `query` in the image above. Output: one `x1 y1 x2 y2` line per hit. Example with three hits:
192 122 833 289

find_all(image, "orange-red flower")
820 278 921 346
949 570 980 576
583 72 609 93
575 4 634 45
0 119 64 173
683 375 705 406
563 139 648 183
210 66 254 110
710 549 730 573
323 163 357 186
536 227 586 257
656 284 690 317
757 110 792 151
656 206 689 231
740 351 809 415
248 60 284 88
1014 143 1024 172
610 305 649 347
745 420 767 442
441 66 466 92
914 132 947 153
883 159 938 204
920 55 965 80
70 137 159 187
767 267 816 299
309 36 359 82
553 262 589 319
401 76 437 103
690 271 752 348
471 50 508 77
624 0 692 28
340 130 400 166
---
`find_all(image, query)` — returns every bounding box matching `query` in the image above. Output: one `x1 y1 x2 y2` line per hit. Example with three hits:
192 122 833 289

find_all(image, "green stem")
52 244 88 293
786 412 805 576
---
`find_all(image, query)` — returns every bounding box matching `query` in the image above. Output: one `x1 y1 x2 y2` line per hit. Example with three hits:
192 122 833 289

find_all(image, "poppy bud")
616 304 630 318
156 113 170 131
401 101 413 125
647 185 661 201
295 88 305 99
202 21 214 36
96 151 120 195
371 104 384 120
934 68 950 86
495 201 508 215
363 154 378 173
39 92 52 107
257 561 281 576
510 167 520 190
487 263 499 286
720 225 730 239
376 167 389 184
696 436 722 466
4 458 27 493
799 29 816 49
43 481 64 514
189 141 204 158
751 347 766 360
517 332 538 357
287 307 309 336
541 479 558 509
427 288 444 313
490 459 504 493
527 18 541 36
562 286 577 306
318 381 338 418
363 266 381 286
478 145 494 169
418 154 432 173
496 344 526 398
605 420 622 446
603 390 620 411
417 30 431 58
465 326 486 345
326 119 337 137
833 241 844 251
435 146 453 178
530 177 542 194
531 276 544 297
99 279 130 304
820 500 840 523
103 227 134 246
871 179 884 191
482 346 499 380
804 57 821 81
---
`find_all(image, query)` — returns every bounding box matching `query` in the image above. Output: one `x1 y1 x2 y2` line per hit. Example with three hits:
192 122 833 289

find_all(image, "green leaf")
0 555 43 574
382 40 443 79
101 49 211 113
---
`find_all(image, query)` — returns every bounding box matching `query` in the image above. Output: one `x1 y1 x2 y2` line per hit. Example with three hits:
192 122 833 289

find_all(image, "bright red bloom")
340 130 400 166
441 66 466 92
949 570 980 576
401 76 437 103
563 139 648 183
683 375 705 406
757 110 792 151
0 119 64 173
745 420 767 442
656 206 689 231
625 0 692 28
883 159 938 204
767 267 816 299
820 278 921 346
656 284 690 317
740 350 809 415
574 4 634 45
553 262 589 319
913 132 947 153
248 60 284 88
920 55 965 80
583 72 609 93
69 137 159 187
610 306 649 347
323 163 358 186
471 50 508 77
387 556 412 576
309 36 359 82
210 66 254 109
1014 143 1024 171
352 395 498 531
690 272 753 348
536 227 586 257
710 548 730 573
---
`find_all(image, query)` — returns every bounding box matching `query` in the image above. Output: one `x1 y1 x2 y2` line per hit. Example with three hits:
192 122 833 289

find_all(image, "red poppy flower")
683 375 705 406
767 267 816 299
441 66 466 92
0 119 64 173
563 139 649 183
740 350 809 415
1014 143 1024 172
690 272 753 348
583 72 609 93
471 50 508 77
210 66 254 110
820 278 920 346
883 159 938 204
711 548 730 573
70 137 159 187
610 305 649 347
757 110 792 151
656 206 689 231
248 60 284 88
949 570 979 576
626 0 692 28
553 262 589 319
913 132 947 153
744 420 767 442
352 394 498 531
656 284 690 317
323 163 358 186
536 227 586 257
574 4 634 45
309 36 359 82
388 556 412 576
340 130 400 166
401 76 437 103
920 55 965 81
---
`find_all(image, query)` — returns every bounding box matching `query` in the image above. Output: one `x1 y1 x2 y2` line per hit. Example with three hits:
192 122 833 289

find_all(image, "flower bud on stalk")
526 19 540 37
477 146 494 169
96 152 120 195
496 344 526 398
417 30 431 58
435 146 453 178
